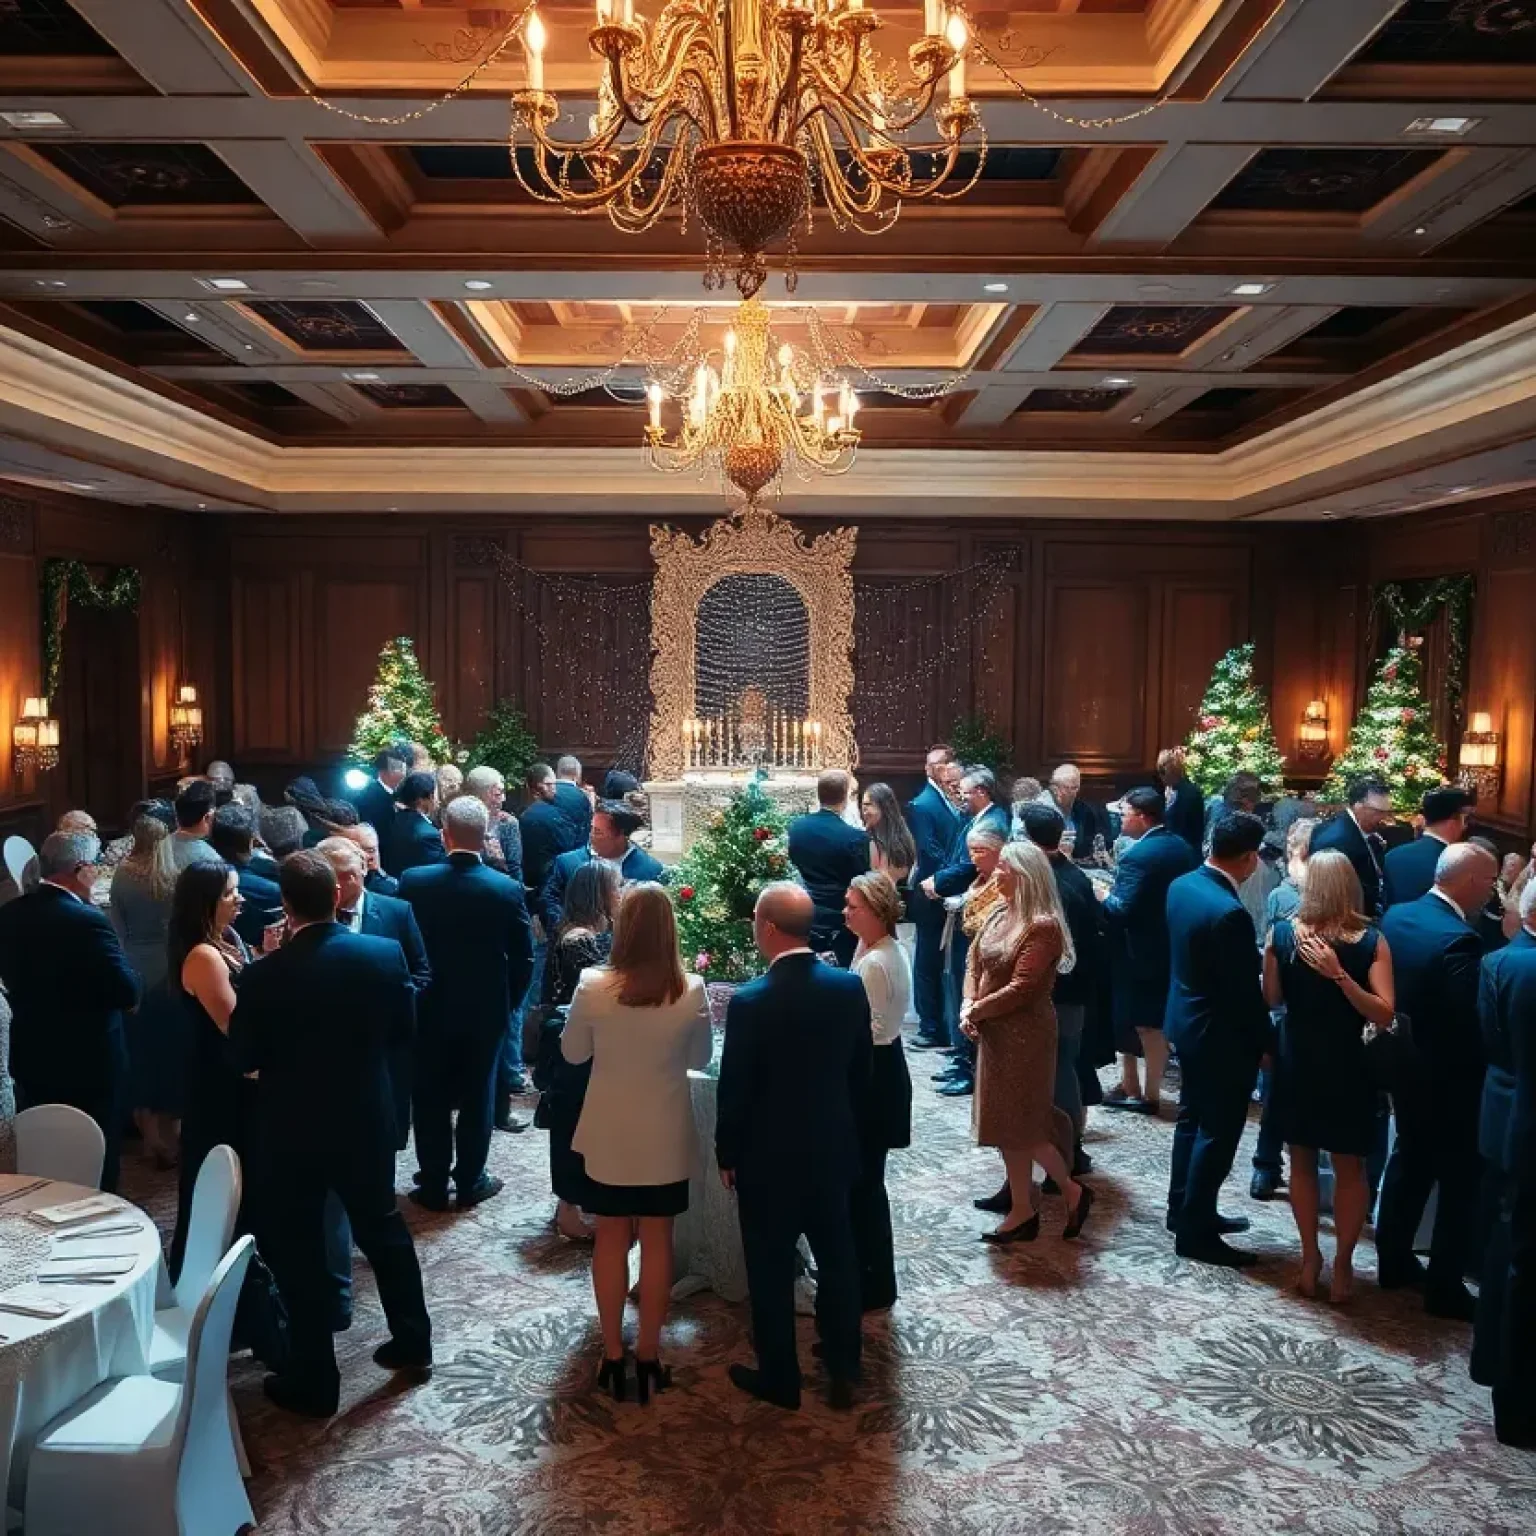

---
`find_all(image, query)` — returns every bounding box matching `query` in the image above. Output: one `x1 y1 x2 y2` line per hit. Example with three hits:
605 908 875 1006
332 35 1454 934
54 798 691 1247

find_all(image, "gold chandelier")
513 0 985 296
643 297 861 497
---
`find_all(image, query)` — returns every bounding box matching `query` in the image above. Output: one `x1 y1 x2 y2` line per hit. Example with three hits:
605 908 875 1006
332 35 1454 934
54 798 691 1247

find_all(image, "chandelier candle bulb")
946 13 967 97
924 0 941 35
648 382 664 431
524 9 545 92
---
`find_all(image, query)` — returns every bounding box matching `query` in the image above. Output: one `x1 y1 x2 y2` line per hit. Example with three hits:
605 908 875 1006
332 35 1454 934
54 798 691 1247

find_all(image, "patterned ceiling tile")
245 301 407 353
1353 1 1536 67
33 142 260 207
353 382 466 410
1210 149 1441 215
1072 307 1236 357
1016 387 1132 413
0 0 116 54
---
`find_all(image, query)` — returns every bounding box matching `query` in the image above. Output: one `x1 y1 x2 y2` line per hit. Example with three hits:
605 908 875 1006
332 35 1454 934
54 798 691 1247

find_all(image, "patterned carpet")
122 1055 1536 1536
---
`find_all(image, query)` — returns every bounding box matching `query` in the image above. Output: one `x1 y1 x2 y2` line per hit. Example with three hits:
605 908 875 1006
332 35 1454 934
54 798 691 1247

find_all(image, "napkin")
26 1194 123 1228
36 1255 136 1282
0 1290 72 1319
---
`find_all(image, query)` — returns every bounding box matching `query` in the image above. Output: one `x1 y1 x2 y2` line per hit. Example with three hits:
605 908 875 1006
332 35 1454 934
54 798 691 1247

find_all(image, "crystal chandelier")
169 683 204 755
513 0 985 296
643 297 864 497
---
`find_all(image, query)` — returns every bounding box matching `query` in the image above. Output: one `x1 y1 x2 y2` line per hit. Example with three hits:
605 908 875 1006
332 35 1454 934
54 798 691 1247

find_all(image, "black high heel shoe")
1064 1184 1095 1241
634 1358 672 1405
596 1355 628 1402
981 1214 1040 1245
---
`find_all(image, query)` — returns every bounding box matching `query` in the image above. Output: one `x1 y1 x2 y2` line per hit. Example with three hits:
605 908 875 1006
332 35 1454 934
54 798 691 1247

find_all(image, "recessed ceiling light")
0 110 70 130
1130 414 1145 424
346 371 384 383
1229 282 1273 297
1405 116 1480 136
199 277 250 292
182 311 200 323
62 480 95 492
1102 376 1133 388
463 279 495 292
32 278 67 289
983 282 1009 294
196 502 207 510
1449 484 1472 494
1320 510 1336 519
1413 226 1429 236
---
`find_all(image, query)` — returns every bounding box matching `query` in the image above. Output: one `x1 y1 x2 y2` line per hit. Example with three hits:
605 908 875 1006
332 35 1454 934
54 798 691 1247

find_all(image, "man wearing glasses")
0 831 141 1190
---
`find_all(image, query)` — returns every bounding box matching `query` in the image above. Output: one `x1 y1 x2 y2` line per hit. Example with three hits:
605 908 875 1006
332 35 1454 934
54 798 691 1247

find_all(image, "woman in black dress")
167 859 256 1278
1264 849 1395 1303
540 858 621 1241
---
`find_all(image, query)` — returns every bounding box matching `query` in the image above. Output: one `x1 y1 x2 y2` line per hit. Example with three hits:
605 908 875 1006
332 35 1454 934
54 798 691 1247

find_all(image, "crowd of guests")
1 738 1534 1447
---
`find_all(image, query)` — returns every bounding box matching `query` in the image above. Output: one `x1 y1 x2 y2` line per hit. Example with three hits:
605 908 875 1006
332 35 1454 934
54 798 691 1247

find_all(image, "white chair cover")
2 836 35 890
14 1104 106 1189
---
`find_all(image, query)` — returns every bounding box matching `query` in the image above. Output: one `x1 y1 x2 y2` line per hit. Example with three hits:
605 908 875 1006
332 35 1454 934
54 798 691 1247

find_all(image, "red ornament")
678 885 695 901
1373 747 1389 762
1384 665 1398 682
753 826 771 842
1400 708 1416 725
1199 715 1219 731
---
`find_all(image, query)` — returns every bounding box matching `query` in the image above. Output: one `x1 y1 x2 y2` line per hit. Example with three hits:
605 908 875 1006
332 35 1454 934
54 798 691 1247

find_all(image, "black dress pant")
850 1145 896 1311
1375 1091 1481 1299
1167 1047 1256 1240
1487 1174 1536 1443
412 1028 501 1194
910 899 947 1041
738 1177 861 1399
17 1033 128 1193
257 1155 430 1413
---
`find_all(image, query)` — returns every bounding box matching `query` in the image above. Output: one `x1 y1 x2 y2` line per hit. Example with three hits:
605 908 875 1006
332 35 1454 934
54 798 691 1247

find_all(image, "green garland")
1369 574 1475 730
42 557 141 698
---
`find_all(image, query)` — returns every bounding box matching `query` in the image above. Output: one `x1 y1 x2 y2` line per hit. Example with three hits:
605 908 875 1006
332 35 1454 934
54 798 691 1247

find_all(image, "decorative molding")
1490 510 1536 564
453 534 503 567
646 504 857 780
0 492 34 553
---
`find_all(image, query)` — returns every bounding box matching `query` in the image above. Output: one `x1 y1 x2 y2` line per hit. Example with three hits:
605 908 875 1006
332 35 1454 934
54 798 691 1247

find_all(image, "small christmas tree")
672 777 799 983
1182 642 1287 797
347 636 455 767
466 697 539 786
1322 641 1448 812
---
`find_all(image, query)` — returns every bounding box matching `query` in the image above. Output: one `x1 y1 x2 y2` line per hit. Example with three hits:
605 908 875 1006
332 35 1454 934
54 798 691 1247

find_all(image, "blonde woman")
562 882 711 1403
110 802 182 1165
464 764 524 878
961 841 1092 1242
1264 849 1394 1302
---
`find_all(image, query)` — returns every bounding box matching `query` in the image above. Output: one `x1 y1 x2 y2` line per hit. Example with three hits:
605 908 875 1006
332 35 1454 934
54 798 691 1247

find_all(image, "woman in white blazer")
562 880 711 1404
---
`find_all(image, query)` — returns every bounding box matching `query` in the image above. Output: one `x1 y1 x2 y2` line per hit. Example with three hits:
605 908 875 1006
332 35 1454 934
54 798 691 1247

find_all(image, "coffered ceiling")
0 0 1532 518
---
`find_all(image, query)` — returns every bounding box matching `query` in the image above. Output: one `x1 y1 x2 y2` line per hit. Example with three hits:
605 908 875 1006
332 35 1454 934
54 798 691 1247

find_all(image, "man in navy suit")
537 800 667 933
210 802 283 949
353 745 409 836
520 762 586 905
926 766 1012 1097
787 770 870 969
401 796 535 1211
1383 785 1474 909
905 746 962 1049
554 755 594 846
1158 747 1206 856
1472 879 1536 1446
1164 811 1270 1265
719 883 871 1411
1377 841 1500 1315
1100 787 1200 1112
230 851 432 1418
0 831 141 1192
385 771 446 877
1310 776 1392 919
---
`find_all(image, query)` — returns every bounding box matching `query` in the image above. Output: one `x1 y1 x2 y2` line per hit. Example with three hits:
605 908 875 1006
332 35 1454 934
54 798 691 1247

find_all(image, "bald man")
717 883 871 1412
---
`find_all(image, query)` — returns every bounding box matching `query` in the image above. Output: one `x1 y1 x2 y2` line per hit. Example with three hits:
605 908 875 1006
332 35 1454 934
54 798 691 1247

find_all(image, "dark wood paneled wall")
4 489 1529 841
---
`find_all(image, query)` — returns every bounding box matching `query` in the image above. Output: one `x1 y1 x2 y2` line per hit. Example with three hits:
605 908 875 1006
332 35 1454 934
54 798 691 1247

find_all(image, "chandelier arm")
608 129 699 227
514 105 702 213
768 27 808 142
802 108 887 219
722 0 741 139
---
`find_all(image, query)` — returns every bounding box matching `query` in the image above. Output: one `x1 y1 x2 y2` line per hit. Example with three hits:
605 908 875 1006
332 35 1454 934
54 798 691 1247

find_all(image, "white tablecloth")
673 1071 749 1303
0 1175 161 1504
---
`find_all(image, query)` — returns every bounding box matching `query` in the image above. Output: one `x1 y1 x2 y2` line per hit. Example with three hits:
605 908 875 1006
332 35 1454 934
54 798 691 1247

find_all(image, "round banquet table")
0 1174 161 1507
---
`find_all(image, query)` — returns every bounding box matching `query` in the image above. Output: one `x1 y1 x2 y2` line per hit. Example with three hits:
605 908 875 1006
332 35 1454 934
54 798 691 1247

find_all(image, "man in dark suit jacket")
1383 785 1474 910
904 748 962 1050
1310 776 1392 919
0 831 141 1192
352 745 409 835
719 883 871 1411
1100 787 1200 1112
1158 747 1206 856
1164 812 1270 1265
520 762 587 910
925 767 1011 1096
229 851 432 1418
400 796 535 1210
1377 841 1500 1316
1472 884 1536 1446
554 755 594 846
385 772 446 877
536 800 668 932
210 802 283 949
787 770 871 970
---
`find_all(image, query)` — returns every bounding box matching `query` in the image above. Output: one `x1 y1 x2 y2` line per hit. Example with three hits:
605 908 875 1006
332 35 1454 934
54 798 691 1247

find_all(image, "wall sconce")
169 682 203 754
1298 698 1329 759
1458 710 1501 802
12 695 60 773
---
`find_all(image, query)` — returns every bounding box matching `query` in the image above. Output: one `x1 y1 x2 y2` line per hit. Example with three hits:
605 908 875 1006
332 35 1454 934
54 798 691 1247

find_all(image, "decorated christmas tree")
347 636 456 767
1181 642 1287 797
1322 641 1448 812
672 776 799 983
